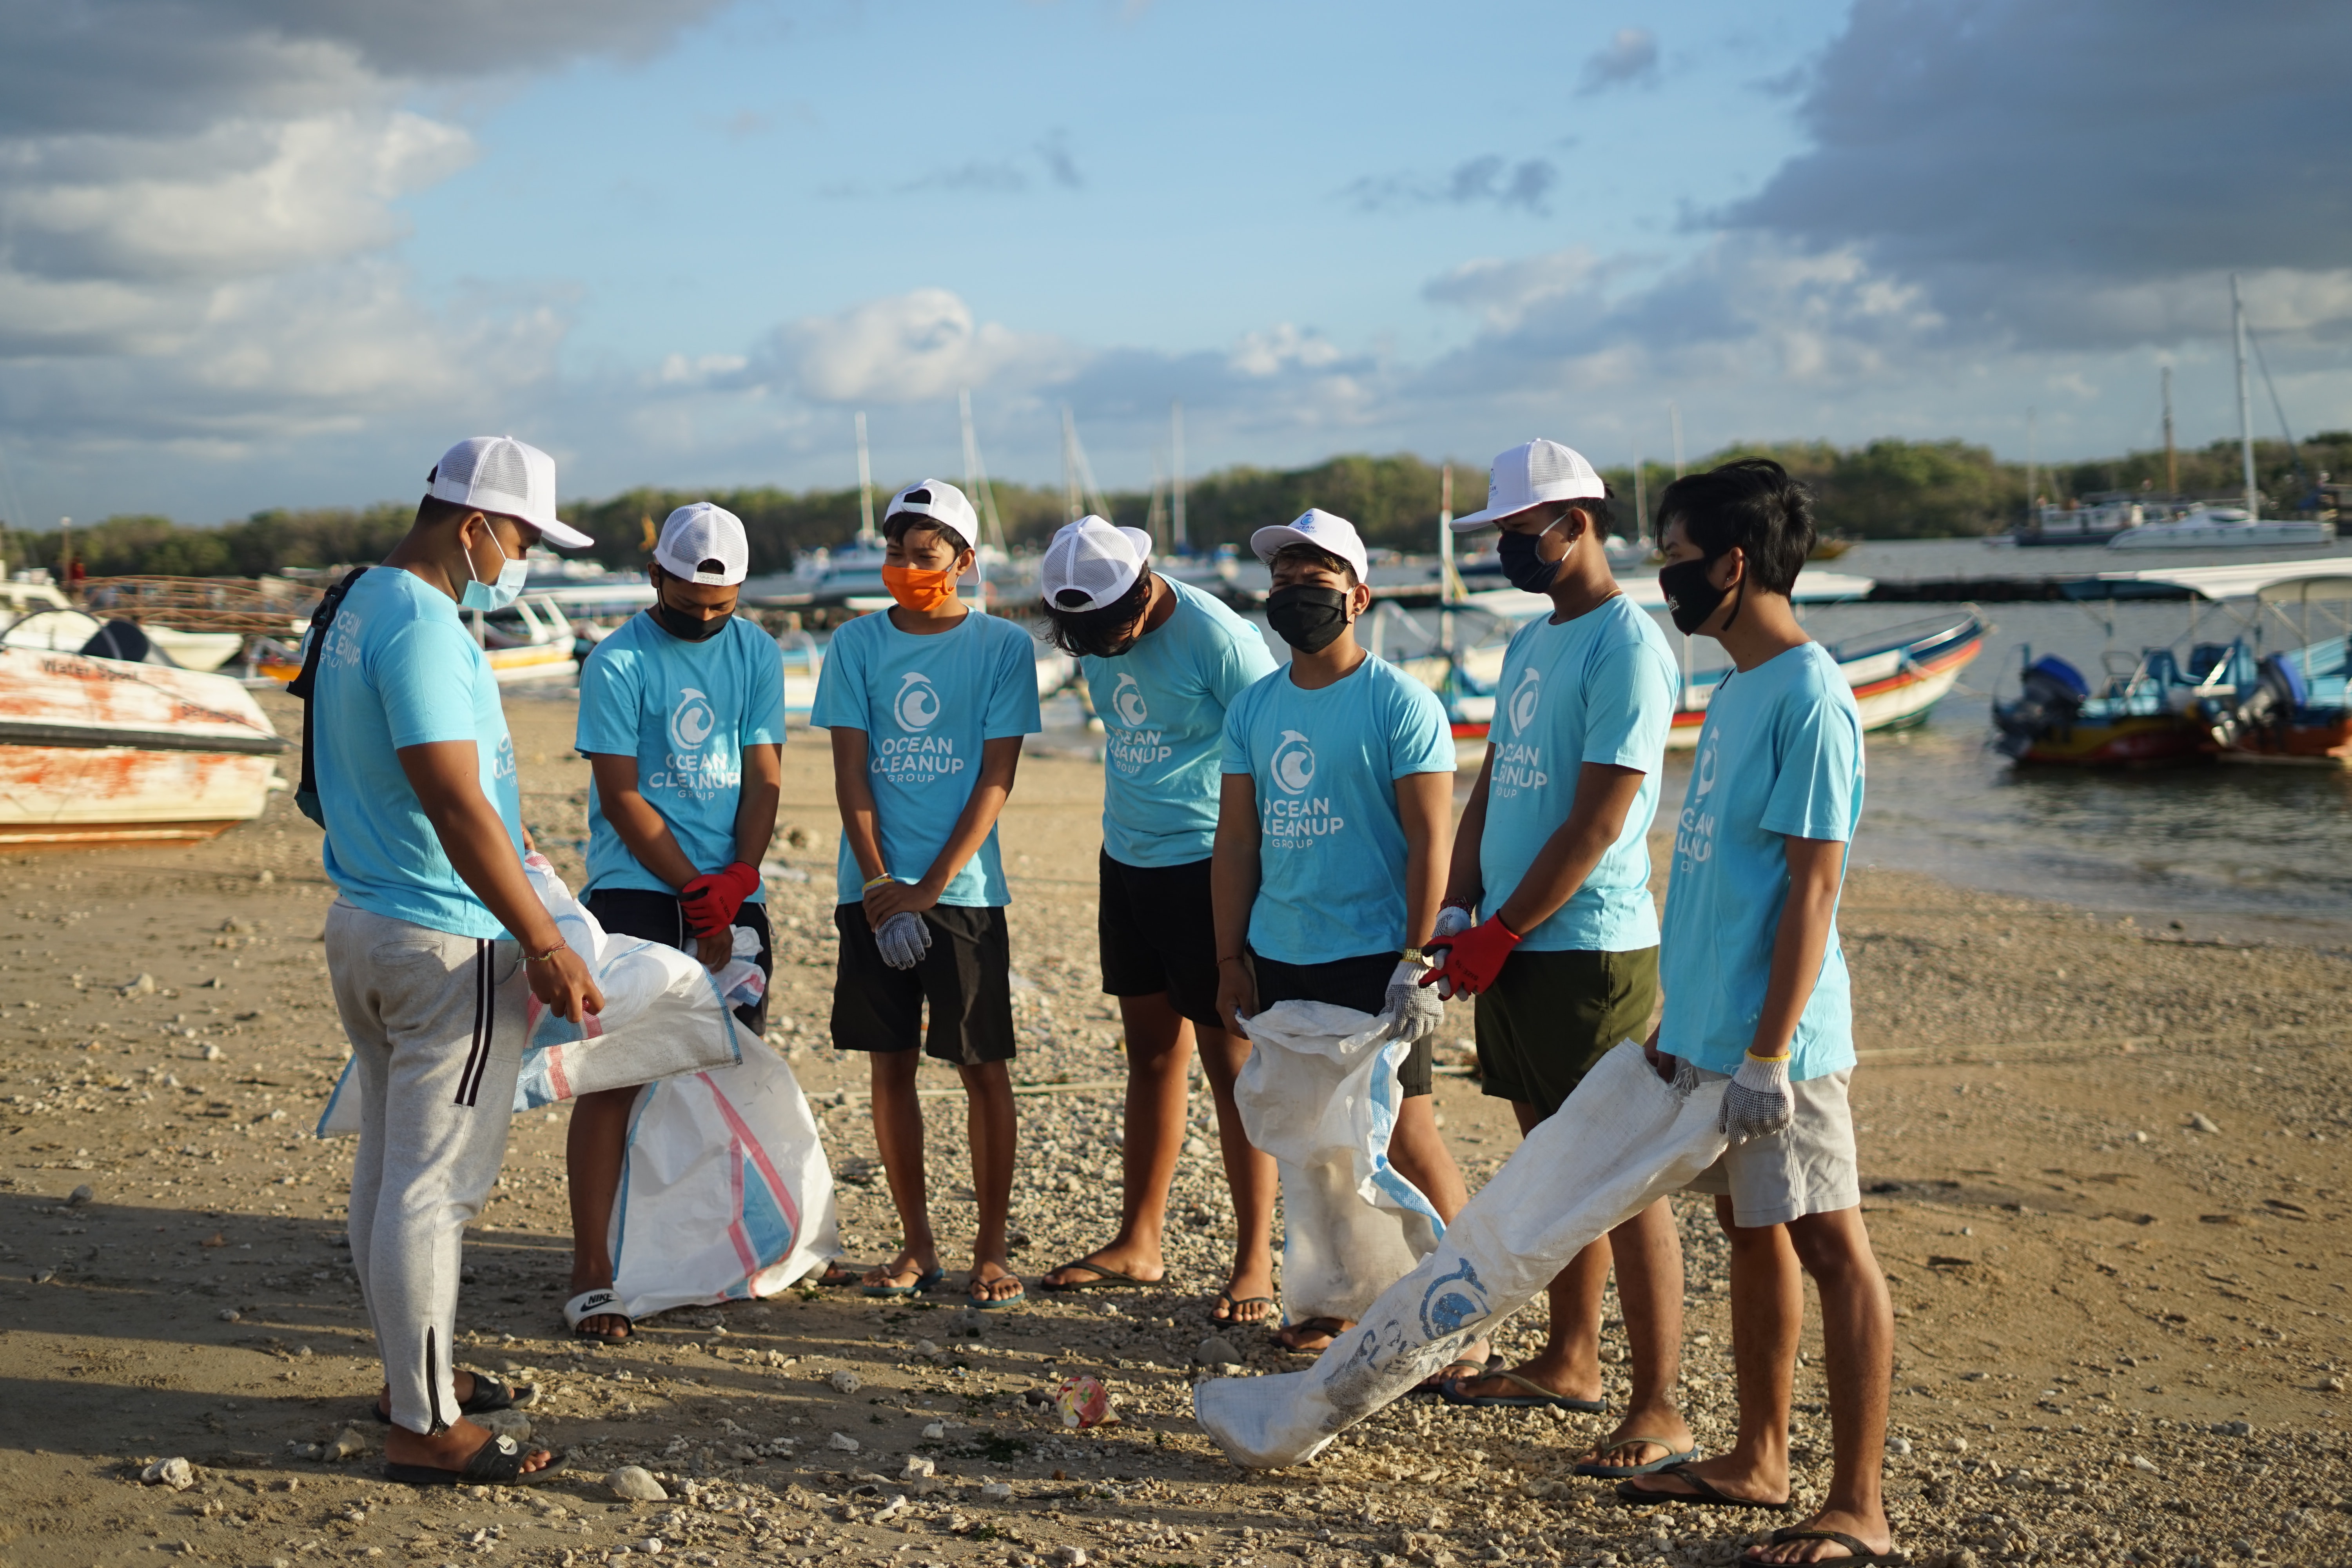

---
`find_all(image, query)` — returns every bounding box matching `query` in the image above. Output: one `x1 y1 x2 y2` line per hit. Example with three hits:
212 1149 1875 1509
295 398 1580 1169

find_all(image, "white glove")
874 910 932 971
1718 1051 1793 1142
1380 959 1446 1045
1432 904 1476 940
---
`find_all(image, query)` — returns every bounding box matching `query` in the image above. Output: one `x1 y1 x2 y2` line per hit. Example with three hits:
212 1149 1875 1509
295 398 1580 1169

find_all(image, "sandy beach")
0 686 2346 1568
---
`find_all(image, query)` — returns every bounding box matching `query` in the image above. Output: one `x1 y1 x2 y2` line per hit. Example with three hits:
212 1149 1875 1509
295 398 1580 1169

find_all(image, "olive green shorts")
1473 946 1661 1119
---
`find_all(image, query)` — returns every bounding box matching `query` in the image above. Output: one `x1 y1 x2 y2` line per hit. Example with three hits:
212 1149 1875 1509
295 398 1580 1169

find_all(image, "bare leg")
960 1058 1022 1302
1041 993 1189 1289
864 1049 938 1290
1622 1196 1798 1506
1196 1021 1277 1323
1746 1209 1893 1563
562 1084 639 1339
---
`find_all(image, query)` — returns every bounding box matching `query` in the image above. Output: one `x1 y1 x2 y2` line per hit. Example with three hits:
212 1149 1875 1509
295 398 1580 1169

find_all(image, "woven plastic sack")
1233 1000 1440 1328
1196 1042 1729 1468
607 1033 840 1319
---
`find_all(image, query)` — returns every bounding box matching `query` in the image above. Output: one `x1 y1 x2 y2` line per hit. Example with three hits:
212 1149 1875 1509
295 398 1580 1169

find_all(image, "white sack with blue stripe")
1233 1000 1442 1328
1198 1042 1728 1468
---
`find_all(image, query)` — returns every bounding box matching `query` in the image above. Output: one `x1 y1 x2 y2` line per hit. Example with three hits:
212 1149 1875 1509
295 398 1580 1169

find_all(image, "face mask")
1658 555 1742 636
1265 584 1352 654
881 563 962 613
1496 520 1567 594
652 600 731 642
459 528 528 612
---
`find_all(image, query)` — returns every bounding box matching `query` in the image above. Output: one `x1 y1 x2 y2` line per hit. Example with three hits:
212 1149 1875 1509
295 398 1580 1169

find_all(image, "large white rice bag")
1196 1042 1730 1468
1234 1000 1440 1327
607 1034 840 1319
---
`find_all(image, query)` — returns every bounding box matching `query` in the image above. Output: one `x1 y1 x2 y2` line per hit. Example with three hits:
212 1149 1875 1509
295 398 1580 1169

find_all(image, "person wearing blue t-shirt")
561 502 790 1343
1424 440 1698 1472
1030 517 1281 1324
312 436 601 1486
809 480 1042 1310
1617 459 1895 1568
1211 509 1479 1363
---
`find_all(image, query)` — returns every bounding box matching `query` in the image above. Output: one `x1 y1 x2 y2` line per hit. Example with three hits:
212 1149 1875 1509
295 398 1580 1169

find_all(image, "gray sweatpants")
325 898 527 1433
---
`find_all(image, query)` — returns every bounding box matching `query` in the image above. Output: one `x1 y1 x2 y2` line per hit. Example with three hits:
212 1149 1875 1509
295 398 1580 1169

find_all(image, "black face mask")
1265 584 1352 654
1657 557 1740 636
652 600 732 642
1496 525 1565 594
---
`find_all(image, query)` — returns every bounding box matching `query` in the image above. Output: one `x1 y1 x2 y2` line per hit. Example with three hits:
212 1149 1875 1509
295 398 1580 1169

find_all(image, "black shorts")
1098 850 1221 1029
1474 946 1659 1119
831 902 1016 1067
585 887 772 1035
1250 947 1434 1098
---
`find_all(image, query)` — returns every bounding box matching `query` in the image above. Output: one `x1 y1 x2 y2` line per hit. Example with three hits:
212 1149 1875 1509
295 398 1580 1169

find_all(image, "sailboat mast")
1170 399 1187 550
956 389 991 617
2162 366 2177 497
2233 273 2259 521
1061 408 1083 523
1669 402 1684 481
2024 408 2037 527
1437 462 1456 661
855 411 875 544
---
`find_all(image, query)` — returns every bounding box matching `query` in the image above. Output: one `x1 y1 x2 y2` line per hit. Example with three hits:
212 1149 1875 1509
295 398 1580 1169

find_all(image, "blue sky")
1 0 2347 524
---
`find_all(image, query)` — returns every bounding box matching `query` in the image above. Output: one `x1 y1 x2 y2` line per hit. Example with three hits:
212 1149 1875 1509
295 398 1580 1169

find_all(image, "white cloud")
759 288 1079 405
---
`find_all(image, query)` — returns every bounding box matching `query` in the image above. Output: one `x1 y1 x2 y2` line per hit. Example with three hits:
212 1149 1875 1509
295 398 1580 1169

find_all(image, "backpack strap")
290 566 371 828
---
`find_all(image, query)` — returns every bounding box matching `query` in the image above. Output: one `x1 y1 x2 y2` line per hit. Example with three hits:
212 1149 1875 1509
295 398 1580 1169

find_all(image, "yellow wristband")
862 874 894 891
1744 1049 1792 1064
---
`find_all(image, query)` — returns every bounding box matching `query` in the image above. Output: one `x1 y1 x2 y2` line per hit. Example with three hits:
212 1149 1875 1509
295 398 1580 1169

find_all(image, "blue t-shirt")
1083 578 1278 869
310 568 524 940
1658 641 1864 1080
1479 595 1679 952
1220 654 1455 966
809 609 1044 907
576 613 788 900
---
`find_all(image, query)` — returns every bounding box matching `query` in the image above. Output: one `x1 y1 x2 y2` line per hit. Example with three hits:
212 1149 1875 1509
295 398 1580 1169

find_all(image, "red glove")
679 861 761 937
1420 914 1522 999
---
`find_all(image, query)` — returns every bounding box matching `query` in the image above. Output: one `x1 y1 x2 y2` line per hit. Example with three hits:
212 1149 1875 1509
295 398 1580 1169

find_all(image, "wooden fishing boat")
2196 575 2352 764
1991 647 2213 766
1666 612 1984 748
0 642 287 846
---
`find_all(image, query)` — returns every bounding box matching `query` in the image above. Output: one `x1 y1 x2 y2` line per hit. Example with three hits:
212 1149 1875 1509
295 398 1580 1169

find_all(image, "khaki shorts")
1683 1066 1859 1228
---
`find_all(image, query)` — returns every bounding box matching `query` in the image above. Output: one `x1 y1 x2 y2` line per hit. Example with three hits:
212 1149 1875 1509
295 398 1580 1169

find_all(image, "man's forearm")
1747 852 1843 1060
1494 764 1644 936
425 795 561 952
1443 755 1494 907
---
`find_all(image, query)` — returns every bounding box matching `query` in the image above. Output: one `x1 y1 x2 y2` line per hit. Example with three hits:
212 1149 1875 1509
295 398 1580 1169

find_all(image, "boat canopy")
2070 557 2352 602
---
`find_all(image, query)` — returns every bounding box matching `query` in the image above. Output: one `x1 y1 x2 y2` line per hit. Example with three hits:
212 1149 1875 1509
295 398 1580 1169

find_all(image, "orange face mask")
881 563 962 613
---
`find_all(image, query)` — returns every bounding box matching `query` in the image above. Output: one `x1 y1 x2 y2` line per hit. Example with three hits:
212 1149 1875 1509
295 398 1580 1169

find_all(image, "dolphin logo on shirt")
894 671 941 732
1111 672 1149 730
668 687 717 752
1507 667 1542 736
1270 730 1316 795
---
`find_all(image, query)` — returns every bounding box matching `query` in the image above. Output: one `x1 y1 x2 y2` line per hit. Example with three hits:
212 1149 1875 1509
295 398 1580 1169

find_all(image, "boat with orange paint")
0 639 287 846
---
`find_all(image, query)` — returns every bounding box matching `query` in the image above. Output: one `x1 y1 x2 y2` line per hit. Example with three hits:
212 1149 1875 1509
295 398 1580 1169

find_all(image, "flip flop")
368 1372 527 1427
861 1265 946 1298
810 1261 860 1288
1040 1259 1160 1292
1439 1366 1608 1412
563 1288 633 1342
967 1275 1027 1311
1406 1354 1502 1400
1210 1292 1276 1326
1739 1528 1903 1565
384 1431 555 1488
1571 1437 1702 1478
1615 1463 1793 1512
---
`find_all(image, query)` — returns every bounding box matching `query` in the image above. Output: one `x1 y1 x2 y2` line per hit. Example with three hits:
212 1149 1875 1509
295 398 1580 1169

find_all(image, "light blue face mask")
460 527 529 612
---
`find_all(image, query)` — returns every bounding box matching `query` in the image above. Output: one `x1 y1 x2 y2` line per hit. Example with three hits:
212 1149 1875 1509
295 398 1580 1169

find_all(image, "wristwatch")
1401 947 1429 965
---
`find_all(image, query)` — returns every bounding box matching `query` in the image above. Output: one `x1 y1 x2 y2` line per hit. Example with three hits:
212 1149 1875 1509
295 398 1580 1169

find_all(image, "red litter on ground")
1055 1375 1114 1429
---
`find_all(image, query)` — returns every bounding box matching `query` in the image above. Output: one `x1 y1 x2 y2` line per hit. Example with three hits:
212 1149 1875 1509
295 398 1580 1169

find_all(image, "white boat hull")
0 646 285 844
2107 518 2334 550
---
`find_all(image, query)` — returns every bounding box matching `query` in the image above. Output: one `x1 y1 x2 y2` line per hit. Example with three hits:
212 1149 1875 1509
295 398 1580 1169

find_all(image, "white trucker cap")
1450 438 1608 531
1250 508 1370 584
653 502 749 586
427 436 593 549
1040 515 1152 612
883 479 980 547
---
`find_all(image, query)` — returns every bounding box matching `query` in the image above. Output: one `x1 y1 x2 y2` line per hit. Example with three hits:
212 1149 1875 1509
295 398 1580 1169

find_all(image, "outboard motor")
2209 653 2307 750
1994 653 2087 758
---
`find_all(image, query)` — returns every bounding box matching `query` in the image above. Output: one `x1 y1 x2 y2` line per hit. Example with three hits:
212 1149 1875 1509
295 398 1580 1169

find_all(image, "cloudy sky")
3 0 2349 525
